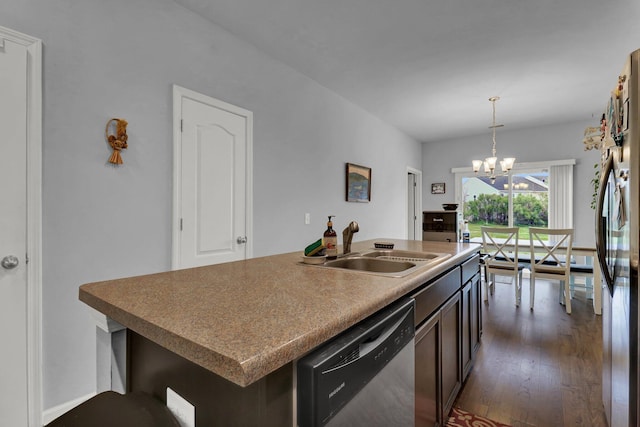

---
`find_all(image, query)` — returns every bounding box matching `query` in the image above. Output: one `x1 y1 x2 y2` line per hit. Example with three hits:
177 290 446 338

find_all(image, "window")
452 160 575 241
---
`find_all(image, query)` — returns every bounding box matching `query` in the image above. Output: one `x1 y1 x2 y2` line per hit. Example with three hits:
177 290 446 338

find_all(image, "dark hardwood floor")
454 275 608 427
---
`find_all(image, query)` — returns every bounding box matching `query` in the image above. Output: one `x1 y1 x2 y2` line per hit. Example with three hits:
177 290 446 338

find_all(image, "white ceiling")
173 0 640 143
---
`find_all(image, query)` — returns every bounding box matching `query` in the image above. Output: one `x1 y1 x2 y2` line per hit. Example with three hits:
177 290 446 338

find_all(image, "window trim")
451 158 576 175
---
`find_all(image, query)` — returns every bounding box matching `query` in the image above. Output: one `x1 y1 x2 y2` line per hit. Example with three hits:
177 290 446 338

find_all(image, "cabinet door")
461 281 472 380
440 293 462 419
471 275 481 355
461 274 482 380
415 314 441 427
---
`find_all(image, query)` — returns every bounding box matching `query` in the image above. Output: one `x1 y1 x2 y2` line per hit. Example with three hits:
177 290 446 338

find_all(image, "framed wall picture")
431 183 445 194
346 163 371 202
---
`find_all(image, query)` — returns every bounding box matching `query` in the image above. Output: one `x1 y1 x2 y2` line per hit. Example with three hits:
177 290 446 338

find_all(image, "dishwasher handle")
358 309 411 358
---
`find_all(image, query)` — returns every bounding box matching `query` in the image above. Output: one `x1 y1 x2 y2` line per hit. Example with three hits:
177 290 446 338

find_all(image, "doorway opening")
407 168 422 240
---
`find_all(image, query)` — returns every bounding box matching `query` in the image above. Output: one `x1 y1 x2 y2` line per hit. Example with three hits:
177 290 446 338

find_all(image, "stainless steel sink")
324 257 417 274
301 249 451 277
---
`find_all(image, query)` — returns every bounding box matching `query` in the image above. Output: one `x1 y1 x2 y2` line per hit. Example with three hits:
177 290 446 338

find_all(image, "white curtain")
549 164 574 229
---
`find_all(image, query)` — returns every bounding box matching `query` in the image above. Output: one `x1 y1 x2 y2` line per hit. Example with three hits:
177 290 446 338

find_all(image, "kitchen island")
79 239 480 426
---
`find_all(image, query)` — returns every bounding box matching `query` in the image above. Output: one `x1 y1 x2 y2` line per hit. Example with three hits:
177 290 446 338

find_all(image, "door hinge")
25 253 29 264
180 119 183 132
180 218 183 231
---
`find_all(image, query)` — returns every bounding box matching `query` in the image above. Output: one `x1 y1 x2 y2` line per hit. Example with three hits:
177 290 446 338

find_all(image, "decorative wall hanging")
105 118 128 165
346 163 371 202
582 126 602 151
431 183 445 194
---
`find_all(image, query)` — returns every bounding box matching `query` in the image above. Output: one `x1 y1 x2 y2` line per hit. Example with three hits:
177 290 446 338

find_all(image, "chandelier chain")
490 96 499 158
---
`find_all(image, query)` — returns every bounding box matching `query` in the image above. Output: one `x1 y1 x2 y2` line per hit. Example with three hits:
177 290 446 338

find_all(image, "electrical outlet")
305 213 311 225
167 387 195 427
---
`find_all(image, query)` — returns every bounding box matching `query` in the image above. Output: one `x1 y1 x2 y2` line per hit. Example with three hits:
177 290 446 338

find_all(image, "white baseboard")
41 392 96 425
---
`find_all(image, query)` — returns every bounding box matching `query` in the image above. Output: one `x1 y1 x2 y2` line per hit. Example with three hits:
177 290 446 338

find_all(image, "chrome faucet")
342 221 359 255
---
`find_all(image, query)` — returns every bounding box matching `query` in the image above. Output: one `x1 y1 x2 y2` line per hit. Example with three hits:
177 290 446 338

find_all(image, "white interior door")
0 36 29 427
173 86 253 269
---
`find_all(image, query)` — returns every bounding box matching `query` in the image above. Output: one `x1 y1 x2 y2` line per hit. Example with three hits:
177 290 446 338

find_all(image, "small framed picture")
346 163 371 202
431 183 445 194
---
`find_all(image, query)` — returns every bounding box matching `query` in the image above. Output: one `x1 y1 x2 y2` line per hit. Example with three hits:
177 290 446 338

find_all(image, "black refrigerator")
596 48 639 427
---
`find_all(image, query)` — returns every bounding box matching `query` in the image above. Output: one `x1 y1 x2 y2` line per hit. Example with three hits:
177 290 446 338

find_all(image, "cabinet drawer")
412 267 460 326
461 254 480 285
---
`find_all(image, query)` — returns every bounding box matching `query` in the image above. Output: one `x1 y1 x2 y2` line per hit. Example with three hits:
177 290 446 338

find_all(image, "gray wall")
1 0 422 410
422 119 599 246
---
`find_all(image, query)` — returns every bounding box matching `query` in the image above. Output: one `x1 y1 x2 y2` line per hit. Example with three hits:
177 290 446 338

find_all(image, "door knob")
1 255 19 270
237 236 248 244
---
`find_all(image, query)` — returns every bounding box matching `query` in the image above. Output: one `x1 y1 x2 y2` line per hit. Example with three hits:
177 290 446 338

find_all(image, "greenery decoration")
590 163 600 210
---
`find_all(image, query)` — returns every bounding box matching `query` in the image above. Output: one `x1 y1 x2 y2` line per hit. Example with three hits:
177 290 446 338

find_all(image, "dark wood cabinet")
440 292 462 420
461 276 481 379
461 280 472 379
461 254 481 380
415 312 441 427
471 276 482 356
413 253 481 427
414 286 462 427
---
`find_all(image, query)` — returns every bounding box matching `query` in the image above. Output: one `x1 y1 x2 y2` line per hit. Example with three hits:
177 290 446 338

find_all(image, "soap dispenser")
324 215 338 259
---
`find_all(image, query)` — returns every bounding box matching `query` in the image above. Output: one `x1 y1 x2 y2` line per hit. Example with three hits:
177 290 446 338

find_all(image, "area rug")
447 407 512 427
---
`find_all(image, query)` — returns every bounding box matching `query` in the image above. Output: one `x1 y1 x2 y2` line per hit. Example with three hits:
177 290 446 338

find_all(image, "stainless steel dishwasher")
297 298 415 427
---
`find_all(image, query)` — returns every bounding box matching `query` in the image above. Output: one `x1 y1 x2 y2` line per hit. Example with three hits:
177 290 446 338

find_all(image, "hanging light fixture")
472 96 515 183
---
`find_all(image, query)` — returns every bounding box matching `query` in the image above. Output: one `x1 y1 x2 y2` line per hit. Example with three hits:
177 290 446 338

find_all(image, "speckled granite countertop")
79 239 479 387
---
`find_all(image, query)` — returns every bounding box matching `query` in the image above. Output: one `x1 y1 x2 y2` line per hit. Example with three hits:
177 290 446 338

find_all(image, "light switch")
305 213 311 225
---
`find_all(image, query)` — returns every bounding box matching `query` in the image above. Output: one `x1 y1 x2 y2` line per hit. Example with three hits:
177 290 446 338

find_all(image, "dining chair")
528 227 574 313
481 226 524 307
569 262 598 313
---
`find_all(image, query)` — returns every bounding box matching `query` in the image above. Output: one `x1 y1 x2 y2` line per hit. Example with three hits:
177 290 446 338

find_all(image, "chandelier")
472 96 515 183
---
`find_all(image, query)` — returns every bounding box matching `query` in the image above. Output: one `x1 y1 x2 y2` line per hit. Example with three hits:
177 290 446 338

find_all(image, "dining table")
472 237 602 315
